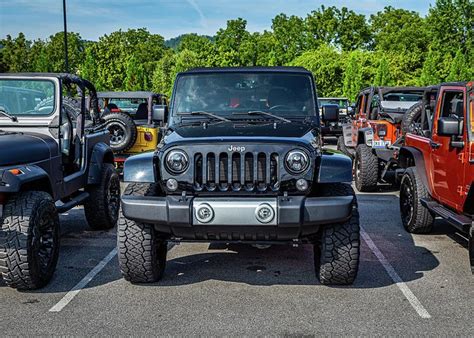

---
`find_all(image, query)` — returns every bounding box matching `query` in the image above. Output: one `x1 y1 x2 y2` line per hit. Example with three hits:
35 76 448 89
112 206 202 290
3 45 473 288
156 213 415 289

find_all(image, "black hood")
170 120 315 139
0 131 58 166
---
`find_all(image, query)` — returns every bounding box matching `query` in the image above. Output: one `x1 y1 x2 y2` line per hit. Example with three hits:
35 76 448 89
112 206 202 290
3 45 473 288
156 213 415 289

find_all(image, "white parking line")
49 248 117 313
360 226 432 319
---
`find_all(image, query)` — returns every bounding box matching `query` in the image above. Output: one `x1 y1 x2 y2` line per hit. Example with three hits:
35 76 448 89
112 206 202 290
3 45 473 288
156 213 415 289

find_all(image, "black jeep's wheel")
84 163 121 230
0 191 60 290
103 113 137 152
118 183 167 283
337 136 353 159
399 167 434 234
314 183 360 285
354 144 378 192
401 101 423 135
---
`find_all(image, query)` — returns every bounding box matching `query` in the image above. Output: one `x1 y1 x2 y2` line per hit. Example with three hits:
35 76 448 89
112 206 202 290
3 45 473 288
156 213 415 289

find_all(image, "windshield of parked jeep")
0 79 55 117
172 72 316 121
382 92 422 102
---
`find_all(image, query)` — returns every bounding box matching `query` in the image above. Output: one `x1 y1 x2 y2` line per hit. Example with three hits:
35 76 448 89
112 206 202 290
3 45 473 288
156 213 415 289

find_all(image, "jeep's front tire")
314 183 360 285
354 144 378 192
84 163 121 230
399 167 434 234
0 191 60 290
118 183 167 283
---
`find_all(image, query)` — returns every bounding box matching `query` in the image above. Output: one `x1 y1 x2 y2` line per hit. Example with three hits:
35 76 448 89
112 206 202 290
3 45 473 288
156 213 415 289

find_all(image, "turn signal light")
9 168 23 175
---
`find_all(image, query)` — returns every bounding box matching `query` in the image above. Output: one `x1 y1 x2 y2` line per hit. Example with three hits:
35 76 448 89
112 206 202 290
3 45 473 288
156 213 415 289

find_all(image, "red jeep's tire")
354 144 378 192
399 167 434 234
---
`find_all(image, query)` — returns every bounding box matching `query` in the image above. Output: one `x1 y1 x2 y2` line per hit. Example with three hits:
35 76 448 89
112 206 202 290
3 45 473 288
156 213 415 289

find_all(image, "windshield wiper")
178 111 231 122
0 108 18 122
233 111 291 123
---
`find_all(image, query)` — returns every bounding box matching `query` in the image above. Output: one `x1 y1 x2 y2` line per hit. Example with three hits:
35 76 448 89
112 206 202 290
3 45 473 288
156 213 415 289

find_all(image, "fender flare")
317 152 353 183
0 165 53 196
123 152 156 183
87 142 115 184
398 146 432 195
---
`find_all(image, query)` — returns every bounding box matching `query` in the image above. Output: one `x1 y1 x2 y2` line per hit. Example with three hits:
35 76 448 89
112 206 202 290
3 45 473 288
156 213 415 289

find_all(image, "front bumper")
121 195 353 241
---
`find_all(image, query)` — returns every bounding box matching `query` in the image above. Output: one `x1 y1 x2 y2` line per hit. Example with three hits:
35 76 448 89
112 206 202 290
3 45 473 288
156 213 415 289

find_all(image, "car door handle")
430 141 441 149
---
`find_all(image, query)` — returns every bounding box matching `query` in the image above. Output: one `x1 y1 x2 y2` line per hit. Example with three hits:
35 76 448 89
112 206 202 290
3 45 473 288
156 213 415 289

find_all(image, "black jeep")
119 67 360 285
0 73 120 290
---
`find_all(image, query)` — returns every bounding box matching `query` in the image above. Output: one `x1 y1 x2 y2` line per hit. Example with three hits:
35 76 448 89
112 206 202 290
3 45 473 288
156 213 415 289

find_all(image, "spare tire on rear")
401 101 423 135
103 112 137 152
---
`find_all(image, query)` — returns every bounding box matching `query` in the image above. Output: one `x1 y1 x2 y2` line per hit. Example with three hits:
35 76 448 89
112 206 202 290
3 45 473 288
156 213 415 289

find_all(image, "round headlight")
165 150 189 174
285 150 309 173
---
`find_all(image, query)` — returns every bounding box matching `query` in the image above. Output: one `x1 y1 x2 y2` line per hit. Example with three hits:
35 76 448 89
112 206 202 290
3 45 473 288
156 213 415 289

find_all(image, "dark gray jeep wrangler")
119 67 360 285
0 73 120 290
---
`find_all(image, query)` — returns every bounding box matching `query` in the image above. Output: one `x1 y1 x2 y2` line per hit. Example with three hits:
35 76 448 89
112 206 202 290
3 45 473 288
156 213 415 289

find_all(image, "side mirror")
321 104 339 122
438 116 461 137
152 105 167 124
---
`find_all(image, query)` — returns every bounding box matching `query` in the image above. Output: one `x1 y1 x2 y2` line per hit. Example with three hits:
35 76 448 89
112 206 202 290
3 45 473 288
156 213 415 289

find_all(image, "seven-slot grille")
194 152 279 192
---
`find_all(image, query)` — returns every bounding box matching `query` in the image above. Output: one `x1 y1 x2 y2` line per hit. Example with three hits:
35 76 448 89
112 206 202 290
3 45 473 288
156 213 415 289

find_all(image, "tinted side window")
440 91 464 119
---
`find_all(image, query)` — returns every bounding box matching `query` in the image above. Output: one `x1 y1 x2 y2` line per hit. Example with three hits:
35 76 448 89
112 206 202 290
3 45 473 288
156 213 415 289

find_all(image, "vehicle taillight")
144 132 153 142
377 124 387 137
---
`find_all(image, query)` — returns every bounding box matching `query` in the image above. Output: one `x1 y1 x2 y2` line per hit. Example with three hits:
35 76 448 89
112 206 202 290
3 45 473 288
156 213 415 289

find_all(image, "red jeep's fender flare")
398 146 432 195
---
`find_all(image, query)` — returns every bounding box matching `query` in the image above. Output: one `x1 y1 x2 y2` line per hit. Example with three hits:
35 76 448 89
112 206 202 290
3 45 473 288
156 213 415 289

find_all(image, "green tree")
272 14 306 65
0 33 31 72
214 18 253 67
290 45 344 97
343 51 364 101
336 7 372 51
305 6 338 48
447 49 472 81
124 56 145 91
374 55 392 86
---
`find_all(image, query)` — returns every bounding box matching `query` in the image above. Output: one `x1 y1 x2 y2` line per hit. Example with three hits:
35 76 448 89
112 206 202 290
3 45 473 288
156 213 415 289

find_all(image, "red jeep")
398 82 474 273
339 86 426 192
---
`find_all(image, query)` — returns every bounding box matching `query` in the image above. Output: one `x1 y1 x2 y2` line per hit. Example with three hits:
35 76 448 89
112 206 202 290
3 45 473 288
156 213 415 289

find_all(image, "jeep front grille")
194 152 279 192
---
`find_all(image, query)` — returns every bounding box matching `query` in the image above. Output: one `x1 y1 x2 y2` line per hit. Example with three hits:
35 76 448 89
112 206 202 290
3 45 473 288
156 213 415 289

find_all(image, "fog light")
196 203 214 223
166 178 178 191
296 178 309 191
255 203 275 224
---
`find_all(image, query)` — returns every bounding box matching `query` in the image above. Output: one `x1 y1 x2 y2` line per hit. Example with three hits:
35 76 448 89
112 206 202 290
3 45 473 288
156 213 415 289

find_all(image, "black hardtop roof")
97 91 163 99
180 66 312 76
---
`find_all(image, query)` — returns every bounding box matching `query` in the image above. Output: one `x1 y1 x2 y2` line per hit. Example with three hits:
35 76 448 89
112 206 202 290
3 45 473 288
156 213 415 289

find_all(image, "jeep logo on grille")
228 145 246 152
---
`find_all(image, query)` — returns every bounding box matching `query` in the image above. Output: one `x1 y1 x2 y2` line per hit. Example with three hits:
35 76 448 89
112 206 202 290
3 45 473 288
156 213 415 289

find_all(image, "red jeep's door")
430 87 468 211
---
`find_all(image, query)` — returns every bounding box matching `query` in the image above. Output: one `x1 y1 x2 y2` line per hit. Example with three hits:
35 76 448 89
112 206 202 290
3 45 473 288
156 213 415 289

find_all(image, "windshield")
382 92 422 102
318 99 348 108
0 79 55 116
171 72 316 120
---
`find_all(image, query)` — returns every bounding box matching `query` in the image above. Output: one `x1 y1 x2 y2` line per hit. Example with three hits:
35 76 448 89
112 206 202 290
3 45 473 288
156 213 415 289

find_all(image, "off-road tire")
399 167 434 234
84 163 121 230
103 113 137 152
118 183 167 283
354 144 378 192
337 136 353 159
0 191 60 290
401 102 423 135
314 183 360 285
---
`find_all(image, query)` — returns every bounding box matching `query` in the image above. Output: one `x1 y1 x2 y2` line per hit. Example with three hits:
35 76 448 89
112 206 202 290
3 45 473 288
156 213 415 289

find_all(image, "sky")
0 0 435 41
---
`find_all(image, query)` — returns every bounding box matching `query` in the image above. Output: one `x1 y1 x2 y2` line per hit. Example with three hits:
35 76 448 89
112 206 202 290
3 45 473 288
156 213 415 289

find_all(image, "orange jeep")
398 81 473 273
338 86 426 191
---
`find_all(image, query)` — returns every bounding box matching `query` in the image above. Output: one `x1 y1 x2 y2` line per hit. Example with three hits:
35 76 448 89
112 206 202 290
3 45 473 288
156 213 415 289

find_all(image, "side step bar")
421 198 474 274
56 192 89 213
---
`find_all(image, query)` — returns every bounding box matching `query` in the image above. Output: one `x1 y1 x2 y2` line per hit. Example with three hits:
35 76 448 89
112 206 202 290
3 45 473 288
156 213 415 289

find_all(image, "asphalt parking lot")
1 147 473 335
